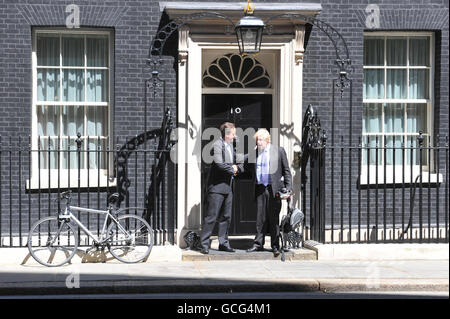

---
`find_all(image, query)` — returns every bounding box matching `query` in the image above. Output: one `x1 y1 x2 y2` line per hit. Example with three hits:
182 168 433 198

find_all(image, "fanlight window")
203 53 271 88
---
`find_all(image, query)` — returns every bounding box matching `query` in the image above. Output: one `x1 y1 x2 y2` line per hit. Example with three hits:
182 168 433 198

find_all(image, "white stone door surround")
163 2 322 246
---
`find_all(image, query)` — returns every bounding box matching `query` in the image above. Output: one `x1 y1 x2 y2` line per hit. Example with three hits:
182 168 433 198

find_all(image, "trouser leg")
200 192 225 250
268 192 282 249
217 192 232 247
254 186 268 248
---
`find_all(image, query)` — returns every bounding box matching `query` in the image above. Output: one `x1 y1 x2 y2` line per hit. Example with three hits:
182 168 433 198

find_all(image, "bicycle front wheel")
27 216 78 267
107 214 153 263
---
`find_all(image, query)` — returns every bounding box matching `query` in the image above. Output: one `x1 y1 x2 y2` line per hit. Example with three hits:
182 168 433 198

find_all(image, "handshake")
232 164 239 176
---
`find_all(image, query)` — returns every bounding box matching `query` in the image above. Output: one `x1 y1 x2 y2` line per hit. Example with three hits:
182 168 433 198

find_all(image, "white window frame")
28 28 115 189
361 31 442 184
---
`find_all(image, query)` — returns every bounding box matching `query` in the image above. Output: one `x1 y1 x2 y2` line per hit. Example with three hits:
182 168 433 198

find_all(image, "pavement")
0 243 448 296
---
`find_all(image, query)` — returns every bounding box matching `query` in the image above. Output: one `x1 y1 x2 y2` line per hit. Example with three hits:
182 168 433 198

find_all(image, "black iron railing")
0 135 176 247
302 132 449 244
1 131 448 246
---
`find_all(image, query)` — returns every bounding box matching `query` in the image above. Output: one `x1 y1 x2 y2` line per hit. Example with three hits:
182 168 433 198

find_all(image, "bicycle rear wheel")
107 214 153 263
27 216 78 267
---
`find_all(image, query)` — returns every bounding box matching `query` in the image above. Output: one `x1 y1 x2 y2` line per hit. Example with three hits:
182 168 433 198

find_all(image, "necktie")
260 150 269 186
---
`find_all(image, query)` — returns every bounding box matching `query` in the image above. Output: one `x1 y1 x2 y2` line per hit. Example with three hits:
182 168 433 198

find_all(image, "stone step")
182 247 317 261
182 235 317 261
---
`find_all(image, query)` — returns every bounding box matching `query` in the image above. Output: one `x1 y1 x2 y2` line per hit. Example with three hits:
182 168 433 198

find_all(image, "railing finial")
417 131 424 147
76 132 82 150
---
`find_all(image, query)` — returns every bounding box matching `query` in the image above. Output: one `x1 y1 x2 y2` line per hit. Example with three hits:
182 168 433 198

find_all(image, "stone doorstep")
181 248 317 261
181 235 317 261
304 241 450 261
182 248 317 261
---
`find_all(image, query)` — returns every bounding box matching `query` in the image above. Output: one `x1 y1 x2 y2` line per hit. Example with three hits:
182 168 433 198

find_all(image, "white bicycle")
28 191 153 267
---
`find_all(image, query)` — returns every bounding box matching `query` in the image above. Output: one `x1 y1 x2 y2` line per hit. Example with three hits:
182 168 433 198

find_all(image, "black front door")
202 94 272 235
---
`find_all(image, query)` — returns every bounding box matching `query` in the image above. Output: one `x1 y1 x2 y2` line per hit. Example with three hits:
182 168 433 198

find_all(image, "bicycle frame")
60 205 129 245
28 190 153 267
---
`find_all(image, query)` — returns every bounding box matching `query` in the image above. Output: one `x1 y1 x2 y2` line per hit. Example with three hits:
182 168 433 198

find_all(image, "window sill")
26 169 116 190
359 166 444 185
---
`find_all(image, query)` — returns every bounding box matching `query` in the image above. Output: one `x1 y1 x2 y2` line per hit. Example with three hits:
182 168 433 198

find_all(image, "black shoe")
218 245 235 253
200 248 209 254
272 248 280 257
246 246 263 253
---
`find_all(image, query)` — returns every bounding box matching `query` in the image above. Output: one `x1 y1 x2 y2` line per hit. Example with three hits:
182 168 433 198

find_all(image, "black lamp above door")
235 0 265 55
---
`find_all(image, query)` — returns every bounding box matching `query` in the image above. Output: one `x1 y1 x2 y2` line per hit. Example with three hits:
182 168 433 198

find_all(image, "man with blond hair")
246 128 292 257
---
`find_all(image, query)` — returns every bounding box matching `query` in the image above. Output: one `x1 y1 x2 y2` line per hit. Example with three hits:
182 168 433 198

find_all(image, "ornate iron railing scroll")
301 104 327 242
264 13 351 97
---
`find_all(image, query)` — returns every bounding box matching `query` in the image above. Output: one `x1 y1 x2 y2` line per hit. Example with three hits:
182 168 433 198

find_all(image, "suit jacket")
206 138 243 194
245 145 292 199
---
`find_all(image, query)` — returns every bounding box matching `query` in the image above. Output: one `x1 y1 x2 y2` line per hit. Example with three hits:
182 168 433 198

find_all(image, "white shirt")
221 138 233 164
256 143 271 185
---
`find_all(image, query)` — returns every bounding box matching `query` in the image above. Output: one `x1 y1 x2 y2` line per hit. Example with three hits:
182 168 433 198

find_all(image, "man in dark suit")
199 122 242 254
246 129 292 257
